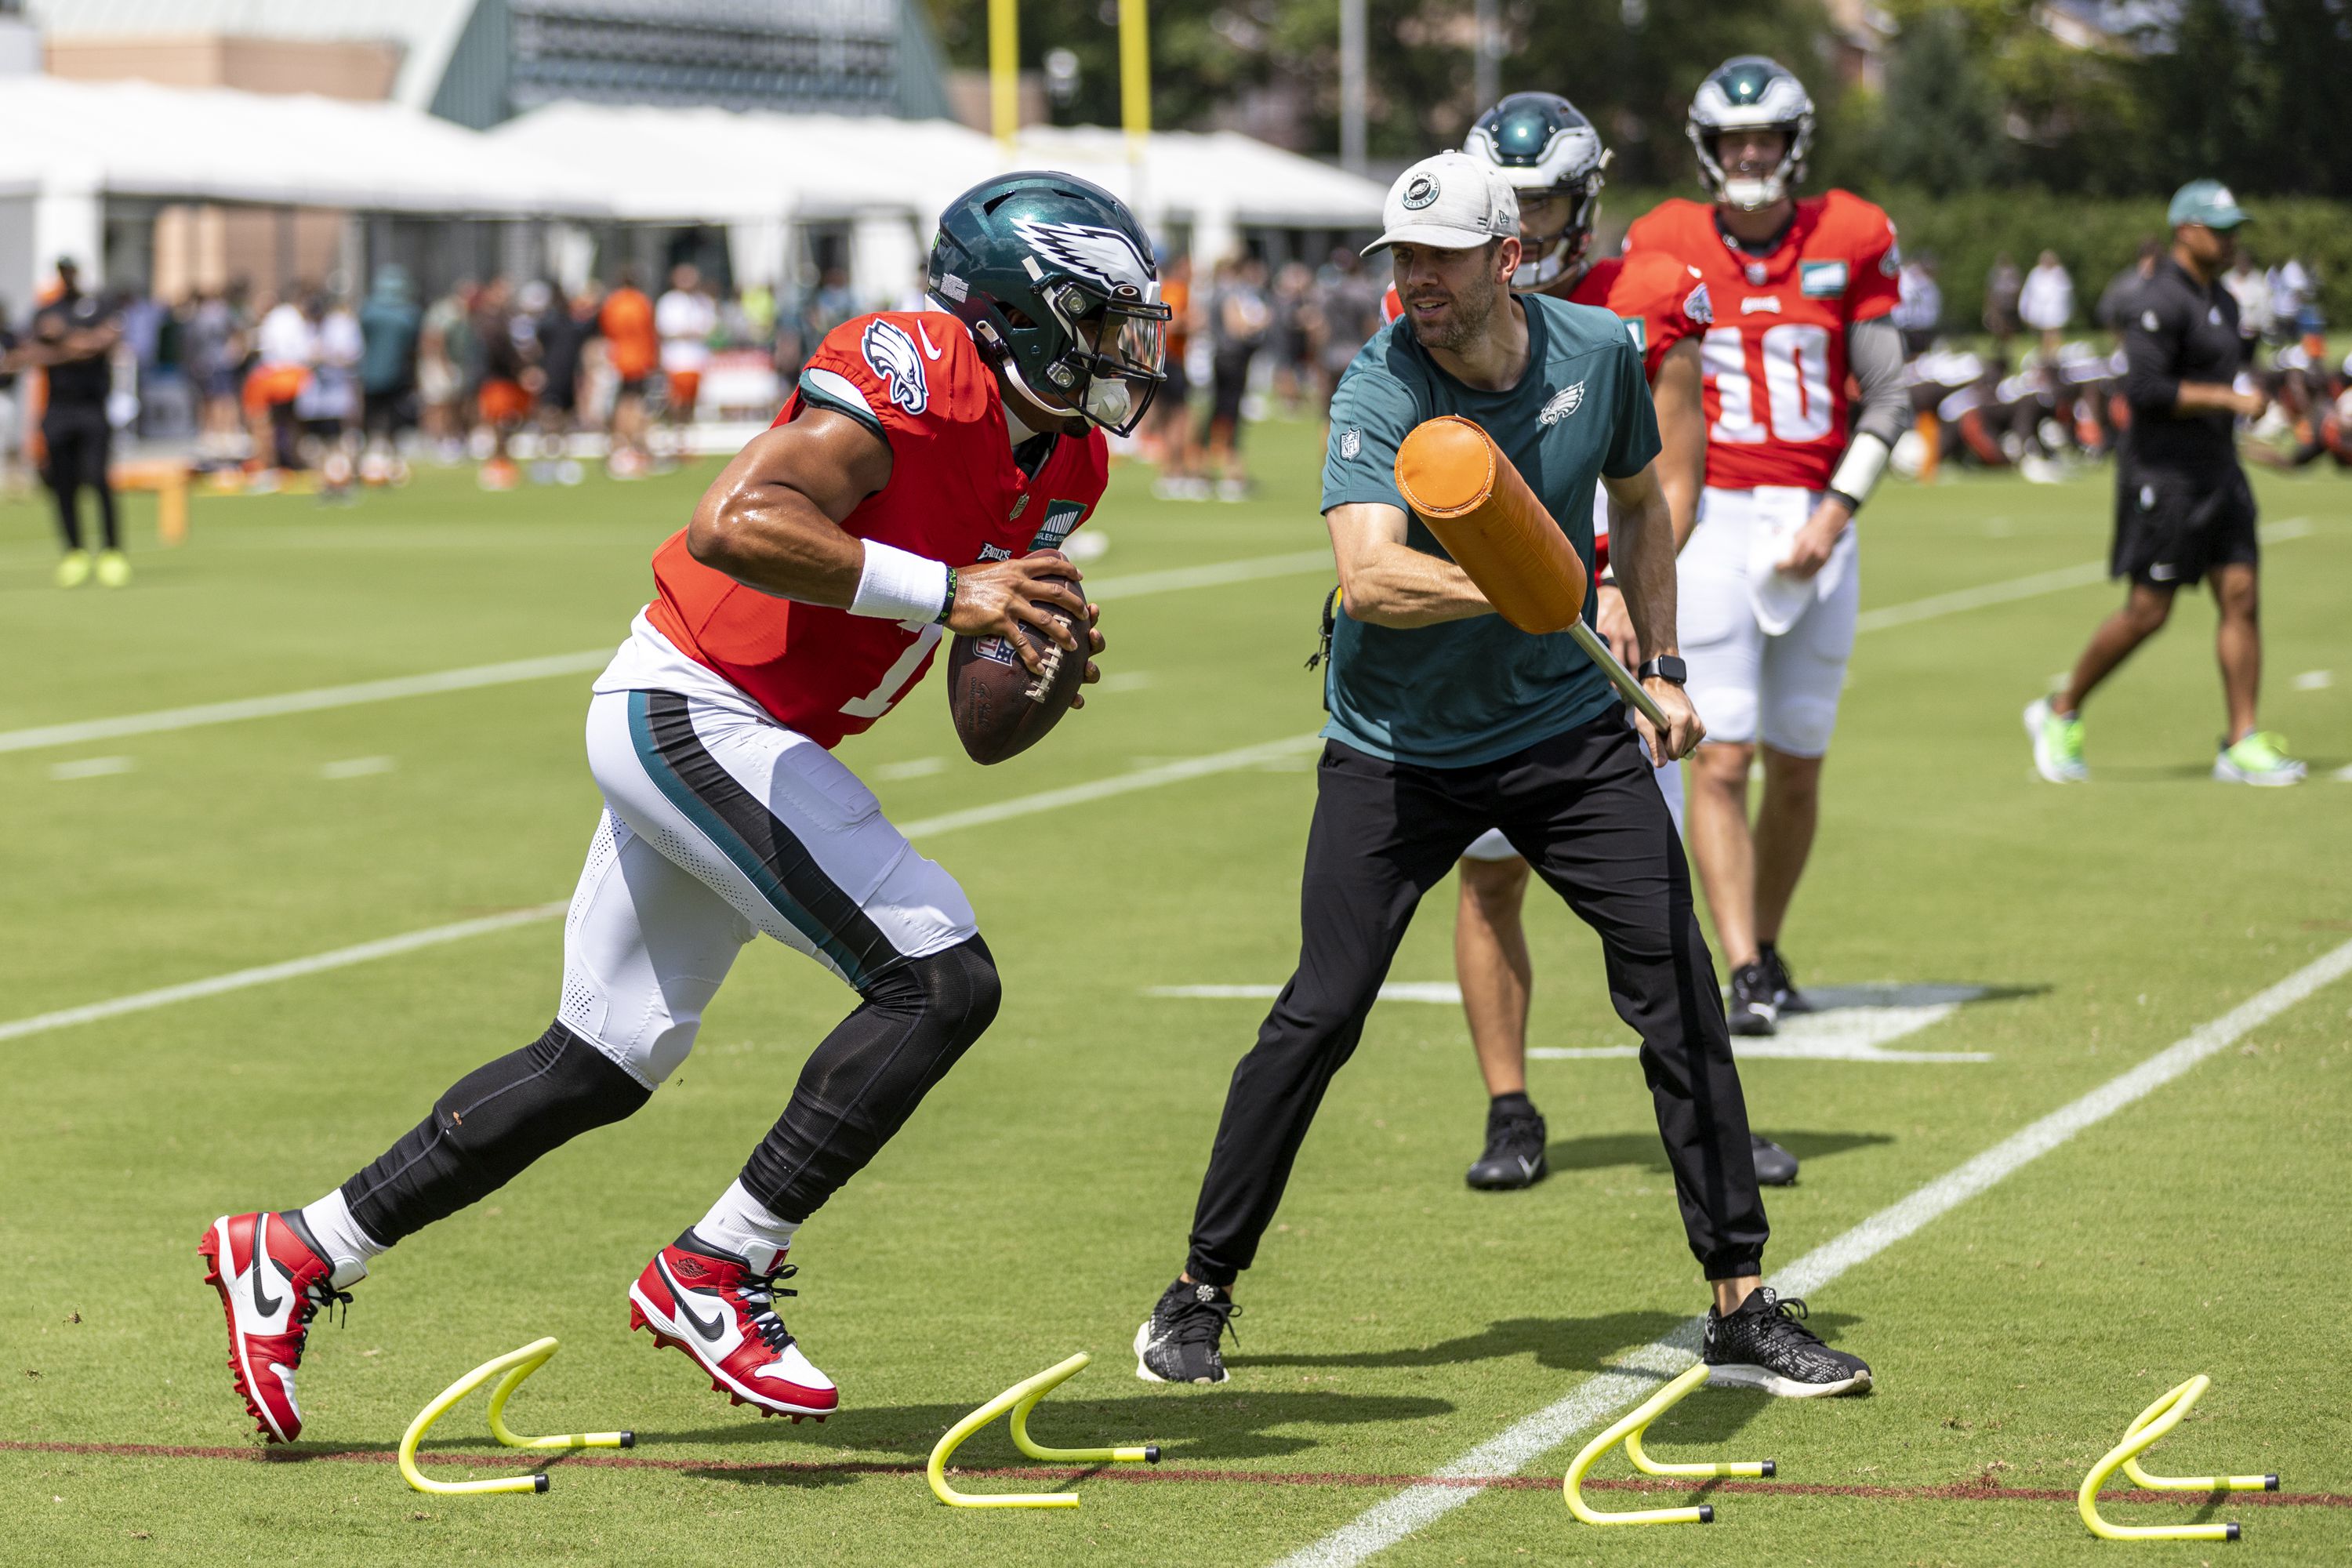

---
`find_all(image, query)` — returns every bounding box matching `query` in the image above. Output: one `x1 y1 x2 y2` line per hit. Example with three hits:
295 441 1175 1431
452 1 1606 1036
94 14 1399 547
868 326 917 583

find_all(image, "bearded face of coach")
1389 234 1515 355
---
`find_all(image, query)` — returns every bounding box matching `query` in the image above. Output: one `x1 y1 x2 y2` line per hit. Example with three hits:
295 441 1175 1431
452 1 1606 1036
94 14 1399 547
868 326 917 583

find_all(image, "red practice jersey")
1380 253 1708 568
644 312 1108 748
1623 191 1899 491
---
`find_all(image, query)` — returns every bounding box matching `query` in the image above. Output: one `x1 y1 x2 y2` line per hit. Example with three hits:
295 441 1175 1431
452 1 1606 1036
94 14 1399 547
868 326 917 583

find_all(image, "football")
944 576 1089 765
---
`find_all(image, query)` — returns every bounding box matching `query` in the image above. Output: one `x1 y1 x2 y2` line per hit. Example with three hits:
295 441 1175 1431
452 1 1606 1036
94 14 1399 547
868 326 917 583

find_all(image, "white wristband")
1826 432 1892 510
849 541 950 622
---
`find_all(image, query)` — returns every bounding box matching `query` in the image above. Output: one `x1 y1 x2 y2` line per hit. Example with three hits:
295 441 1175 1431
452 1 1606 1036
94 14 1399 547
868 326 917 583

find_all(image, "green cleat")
55 549 93 589
95 550 131 589
2024 697 2087 782
2213 731 2304 786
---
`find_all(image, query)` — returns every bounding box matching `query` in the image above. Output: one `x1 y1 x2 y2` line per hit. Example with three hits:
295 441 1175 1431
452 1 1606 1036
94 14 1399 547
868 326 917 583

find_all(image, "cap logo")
1401 172 1441 211
2212 186 2235 206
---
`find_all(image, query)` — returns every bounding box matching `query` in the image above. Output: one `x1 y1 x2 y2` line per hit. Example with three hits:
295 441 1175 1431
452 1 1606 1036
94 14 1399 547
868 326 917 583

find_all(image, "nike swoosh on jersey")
915 320 942 361
659 1259 728 1341
249 1218 285 1317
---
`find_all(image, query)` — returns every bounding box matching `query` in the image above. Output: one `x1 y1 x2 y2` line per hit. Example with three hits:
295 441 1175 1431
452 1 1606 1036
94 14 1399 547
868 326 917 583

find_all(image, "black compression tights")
337 936 1002 1247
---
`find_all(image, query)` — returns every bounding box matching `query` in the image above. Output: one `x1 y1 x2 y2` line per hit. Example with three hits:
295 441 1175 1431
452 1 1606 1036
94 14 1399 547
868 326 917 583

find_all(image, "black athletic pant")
1185 715 1768 1286
42 406 118 553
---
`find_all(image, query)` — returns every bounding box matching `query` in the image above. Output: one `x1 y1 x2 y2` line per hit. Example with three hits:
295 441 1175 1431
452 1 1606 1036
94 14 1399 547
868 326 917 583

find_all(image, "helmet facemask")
1692 126 1809 212
1509 169 1607 293
1686 56 1816 212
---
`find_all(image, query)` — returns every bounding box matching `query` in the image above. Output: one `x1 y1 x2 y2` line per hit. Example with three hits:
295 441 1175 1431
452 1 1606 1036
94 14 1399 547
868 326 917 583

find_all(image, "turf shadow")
659 1388 1455 1466
1232 1310 1684 1375
1541 1130 1893 1174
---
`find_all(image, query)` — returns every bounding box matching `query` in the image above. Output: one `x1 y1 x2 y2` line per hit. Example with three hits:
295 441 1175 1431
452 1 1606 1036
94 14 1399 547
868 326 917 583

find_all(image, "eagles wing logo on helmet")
862 318 928 414
1011 217 1152 292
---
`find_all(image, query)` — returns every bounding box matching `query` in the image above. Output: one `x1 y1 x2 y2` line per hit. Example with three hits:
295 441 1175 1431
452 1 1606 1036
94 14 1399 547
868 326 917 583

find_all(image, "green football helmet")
1686 56 1815 212
928 170 1170 437
1464 93 1610 292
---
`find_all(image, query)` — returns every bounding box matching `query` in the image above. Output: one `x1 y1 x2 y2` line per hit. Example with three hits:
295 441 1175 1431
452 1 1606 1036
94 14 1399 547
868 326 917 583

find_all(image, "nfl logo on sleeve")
1340 428 1363 459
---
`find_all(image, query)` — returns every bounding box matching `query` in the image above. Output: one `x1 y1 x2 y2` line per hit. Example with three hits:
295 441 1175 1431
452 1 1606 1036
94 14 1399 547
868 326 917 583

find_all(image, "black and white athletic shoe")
1728 962 1779 1036
1703 1287 1871 1397
1750 1133 1800 1186
1756 944 1813 1015
1135 1278 1243 1384
1465 1096 1548 1190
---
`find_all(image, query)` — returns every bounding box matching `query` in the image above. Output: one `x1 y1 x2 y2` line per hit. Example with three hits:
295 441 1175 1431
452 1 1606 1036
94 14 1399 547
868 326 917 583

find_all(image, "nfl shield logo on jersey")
1339 428 1363 459
1539 382 1584 426
862 319 929 414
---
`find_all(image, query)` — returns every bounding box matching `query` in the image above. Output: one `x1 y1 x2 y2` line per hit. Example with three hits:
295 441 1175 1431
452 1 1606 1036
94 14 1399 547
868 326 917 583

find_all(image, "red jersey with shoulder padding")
1380 254 1708 571
644 312 1108 748
1624 191 1899 491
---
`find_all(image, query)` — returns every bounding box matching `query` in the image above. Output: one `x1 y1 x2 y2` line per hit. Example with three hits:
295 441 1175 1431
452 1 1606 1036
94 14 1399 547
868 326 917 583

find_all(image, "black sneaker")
1756 944 1813 1015
1134 1278 1242 1385
1750 1133 1800 1186
1465 1096 1548 1190
1728 962 1778 1036
1703 1286 1871 1397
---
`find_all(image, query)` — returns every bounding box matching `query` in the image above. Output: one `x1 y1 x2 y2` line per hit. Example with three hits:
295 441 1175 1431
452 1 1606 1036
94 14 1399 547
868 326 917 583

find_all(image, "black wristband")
1636 655 1687 686
935 565 958 625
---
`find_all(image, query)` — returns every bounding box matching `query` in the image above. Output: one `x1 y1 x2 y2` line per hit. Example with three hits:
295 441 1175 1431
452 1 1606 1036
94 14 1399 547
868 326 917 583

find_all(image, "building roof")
25 0 478 109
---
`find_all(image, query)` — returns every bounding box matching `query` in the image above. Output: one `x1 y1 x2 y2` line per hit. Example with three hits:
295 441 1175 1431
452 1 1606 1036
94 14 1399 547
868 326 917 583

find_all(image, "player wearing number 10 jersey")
198 171 1167 1446
1624 56 1912 1039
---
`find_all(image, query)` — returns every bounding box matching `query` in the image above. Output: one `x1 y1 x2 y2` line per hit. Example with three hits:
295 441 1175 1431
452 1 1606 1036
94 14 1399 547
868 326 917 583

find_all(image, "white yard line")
1269 936 2352 1568
0 551 1335 757
1854 517 2310 634
0 732 1323 1046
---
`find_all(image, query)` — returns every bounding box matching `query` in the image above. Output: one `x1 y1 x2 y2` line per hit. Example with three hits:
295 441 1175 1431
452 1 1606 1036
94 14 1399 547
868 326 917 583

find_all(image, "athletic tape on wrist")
1827 433 1891 512
851 541 952 622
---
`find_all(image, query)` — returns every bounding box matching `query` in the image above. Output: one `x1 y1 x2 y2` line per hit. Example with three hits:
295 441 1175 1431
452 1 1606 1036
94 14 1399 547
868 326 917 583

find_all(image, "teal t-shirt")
1319 293 1661 768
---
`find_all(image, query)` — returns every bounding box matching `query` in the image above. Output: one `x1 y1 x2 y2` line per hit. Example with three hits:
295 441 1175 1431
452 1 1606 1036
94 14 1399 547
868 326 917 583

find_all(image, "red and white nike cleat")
628 1235 837 1421
197 1213 350 1443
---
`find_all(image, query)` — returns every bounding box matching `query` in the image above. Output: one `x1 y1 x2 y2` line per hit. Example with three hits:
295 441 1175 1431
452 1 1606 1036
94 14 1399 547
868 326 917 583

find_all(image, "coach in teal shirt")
1321 285 1657 765
1135 150 1875 1403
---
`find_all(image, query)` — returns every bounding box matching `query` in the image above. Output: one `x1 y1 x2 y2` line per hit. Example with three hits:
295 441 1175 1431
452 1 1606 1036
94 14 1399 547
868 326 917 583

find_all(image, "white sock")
299 1189 383 1289
695 1179 800 1275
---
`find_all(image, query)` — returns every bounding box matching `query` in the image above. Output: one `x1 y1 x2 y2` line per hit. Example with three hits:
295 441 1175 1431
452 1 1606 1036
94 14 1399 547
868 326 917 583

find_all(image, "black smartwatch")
1636 655 1687 686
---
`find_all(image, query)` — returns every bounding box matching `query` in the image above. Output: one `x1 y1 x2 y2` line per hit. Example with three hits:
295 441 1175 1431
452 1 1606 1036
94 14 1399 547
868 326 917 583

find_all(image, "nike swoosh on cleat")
249 1218 285 1317
658 1259 728 1342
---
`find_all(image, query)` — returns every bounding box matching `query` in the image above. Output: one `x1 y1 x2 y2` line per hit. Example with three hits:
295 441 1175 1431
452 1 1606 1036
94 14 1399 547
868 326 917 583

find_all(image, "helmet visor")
1069 296 1170 435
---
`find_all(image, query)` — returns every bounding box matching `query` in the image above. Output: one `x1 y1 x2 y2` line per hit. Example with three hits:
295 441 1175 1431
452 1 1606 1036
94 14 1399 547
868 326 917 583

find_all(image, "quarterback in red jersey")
198 171 1167 1443
1624 56 1912 1038
1386 94 1803 1196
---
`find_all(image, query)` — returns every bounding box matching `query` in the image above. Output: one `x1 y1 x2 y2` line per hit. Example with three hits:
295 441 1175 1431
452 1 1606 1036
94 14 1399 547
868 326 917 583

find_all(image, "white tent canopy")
486 103 1388 287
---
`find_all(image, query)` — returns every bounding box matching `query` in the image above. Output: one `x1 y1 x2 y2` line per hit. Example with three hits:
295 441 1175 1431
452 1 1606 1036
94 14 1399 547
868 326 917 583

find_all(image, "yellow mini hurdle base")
927 1352 1160 1508
1564 1364 1777 1526
2078 1374 2276 1542
398 1336 633 1496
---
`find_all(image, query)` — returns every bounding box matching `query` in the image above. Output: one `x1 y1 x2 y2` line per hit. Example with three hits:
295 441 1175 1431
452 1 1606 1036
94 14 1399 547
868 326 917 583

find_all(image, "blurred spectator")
22 260 126 586
2020 250 2074 362
807 265 858 342
417 281 470 460
2223 251 2270 351
187 286 245 455
656 263 716 441
248 285 315 474
358 263 419 481
1892 252 1943 356
298 289 363 499
599 267 658 478
1983 252 2022 347
2266 257 2308 347
471 277 528 488
2096 240 2161 330
1269 260 1315 415
535 281 599 454
1142 252 1196 492
0 296 21 494
1309 246 1382 408
1200 255 1270 501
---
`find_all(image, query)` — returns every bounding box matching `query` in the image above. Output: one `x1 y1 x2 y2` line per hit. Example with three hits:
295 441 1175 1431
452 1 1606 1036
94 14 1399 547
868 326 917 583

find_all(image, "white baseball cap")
1363 151 1520 256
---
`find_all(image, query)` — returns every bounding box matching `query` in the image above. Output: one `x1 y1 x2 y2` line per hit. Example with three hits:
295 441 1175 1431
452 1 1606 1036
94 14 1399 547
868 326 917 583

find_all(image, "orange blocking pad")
113 459 193 546
1392 415 1587 634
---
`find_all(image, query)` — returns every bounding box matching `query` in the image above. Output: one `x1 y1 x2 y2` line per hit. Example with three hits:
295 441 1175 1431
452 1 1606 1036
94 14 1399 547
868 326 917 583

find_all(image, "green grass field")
2 426 2347 1566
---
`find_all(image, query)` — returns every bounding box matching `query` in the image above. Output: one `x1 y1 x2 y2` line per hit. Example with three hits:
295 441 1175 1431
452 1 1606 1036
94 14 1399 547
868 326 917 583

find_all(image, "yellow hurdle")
2078 1374 2275 1542
1564 1364 1777 1526
927 1352 1160 1508
398 1336 633 1497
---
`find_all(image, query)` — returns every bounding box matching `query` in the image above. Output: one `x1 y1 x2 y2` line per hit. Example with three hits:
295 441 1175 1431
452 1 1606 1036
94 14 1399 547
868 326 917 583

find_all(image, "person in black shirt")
2024 182 2303 786
15 260 127 588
